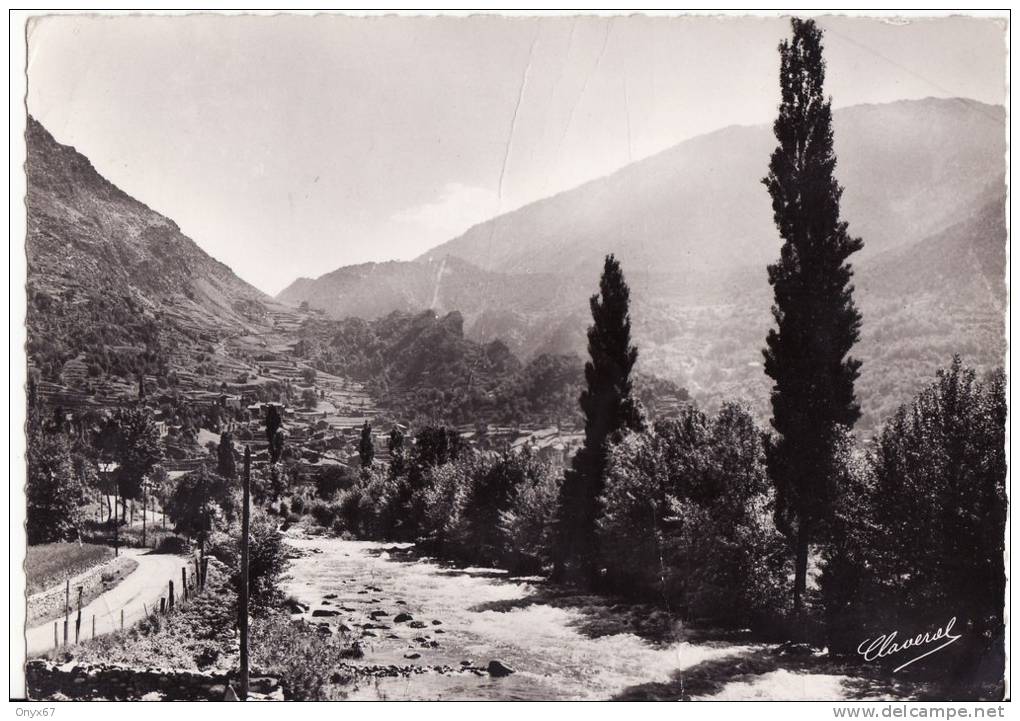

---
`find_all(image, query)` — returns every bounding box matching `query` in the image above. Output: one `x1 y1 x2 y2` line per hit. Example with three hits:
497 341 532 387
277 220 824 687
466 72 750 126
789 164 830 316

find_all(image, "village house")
218 393 242 410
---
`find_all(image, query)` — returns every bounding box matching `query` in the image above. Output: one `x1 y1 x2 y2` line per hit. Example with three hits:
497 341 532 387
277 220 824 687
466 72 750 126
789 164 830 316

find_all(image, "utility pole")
239 445 251 700
142 476 147 547
113 485 119 557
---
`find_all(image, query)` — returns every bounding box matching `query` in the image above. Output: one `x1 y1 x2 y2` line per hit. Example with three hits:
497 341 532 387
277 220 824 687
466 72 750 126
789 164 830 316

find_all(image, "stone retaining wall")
25 659 283 701
27 556 139 628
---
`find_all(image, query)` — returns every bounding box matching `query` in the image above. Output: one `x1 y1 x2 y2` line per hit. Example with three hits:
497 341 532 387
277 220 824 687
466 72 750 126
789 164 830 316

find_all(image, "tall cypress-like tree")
265 405 284 464
359 421 375 468
762 18 863 613
388 427 406 477
554 254 643 584
217 431 237 479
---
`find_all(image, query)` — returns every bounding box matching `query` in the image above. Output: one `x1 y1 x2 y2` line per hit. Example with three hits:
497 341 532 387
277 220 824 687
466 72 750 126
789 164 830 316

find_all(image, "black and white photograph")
10 9 1009 704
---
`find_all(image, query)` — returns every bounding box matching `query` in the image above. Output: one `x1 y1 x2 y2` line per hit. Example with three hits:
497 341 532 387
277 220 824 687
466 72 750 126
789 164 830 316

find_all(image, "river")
281 534 898 701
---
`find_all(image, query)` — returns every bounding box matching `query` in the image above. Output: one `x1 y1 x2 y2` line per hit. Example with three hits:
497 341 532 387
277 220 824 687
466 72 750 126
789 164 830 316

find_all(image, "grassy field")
26 543 115 595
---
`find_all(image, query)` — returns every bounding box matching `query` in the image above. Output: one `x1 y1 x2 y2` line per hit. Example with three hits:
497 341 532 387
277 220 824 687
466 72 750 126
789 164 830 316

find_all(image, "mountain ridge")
26 116 277 384
416 97 1003 275
275 97 1007 430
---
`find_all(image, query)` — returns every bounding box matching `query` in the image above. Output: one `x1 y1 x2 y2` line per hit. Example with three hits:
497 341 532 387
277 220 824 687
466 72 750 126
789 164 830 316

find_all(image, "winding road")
25 549 189 657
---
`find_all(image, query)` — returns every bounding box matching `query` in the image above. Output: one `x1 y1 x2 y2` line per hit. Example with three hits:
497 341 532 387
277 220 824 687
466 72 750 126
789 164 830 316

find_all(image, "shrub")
250 613 361 700
354 468 402 539
499 456 561 573
289 495 305 515
314 465 354 499
336 488 364 534
434 448 558 567
154 535 190 555
417 460 469 553
309 500 338 528
208 512 288 614
599 403 789 628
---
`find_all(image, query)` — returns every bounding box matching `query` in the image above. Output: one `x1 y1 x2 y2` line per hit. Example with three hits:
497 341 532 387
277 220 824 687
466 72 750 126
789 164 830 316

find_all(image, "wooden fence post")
63 580 69 647
120 608 124 630
75 586 83 644
168 580 175 612
201 558 209 590
160 598 166 614
182 567 189 602
92 615 96 639
53 622 57 651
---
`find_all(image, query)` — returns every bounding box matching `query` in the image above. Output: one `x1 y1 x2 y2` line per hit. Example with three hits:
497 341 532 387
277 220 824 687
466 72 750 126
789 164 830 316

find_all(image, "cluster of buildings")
35 345 596 493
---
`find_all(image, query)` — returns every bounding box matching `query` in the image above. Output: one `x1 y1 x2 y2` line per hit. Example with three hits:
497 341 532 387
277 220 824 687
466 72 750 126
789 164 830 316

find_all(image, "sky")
26 13 1006 295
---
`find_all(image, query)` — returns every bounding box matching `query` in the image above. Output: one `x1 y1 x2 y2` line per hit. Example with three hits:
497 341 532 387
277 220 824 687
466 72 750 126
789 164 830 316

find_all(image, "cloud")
393 182 501 242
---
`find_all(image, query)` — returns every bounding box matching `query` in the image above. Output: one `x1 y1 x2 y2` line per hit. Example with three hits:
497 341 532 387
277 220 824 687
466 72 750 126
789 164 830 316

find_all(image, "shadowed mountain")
26 117 276 383
420 97 1004 277
277 98 1006 431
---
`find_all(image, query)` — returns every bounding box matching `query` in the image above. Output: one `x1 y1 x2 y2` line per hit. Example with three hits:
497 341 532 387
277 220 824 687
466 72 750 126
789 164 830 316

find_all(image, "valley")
22 87 1007 703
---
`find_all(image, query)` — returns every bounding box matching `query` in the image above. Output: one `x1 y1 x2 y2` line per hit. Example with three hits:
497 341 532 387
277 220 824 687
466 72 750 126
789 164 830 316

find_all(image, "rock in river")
487 660 515 677
312 608 340 617
393 612 413 623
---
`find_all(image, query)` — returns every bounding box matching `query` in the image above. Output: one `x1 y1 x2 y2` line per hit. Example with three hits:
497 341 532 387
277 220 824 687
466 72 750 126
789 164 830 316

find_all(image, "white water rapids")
281 535 876 701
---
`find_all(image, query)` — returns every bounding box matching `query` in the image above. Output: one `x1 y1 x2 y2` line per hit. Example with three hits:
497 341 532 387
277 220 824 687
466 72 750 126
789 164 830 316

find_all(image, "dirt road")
25 549 189 657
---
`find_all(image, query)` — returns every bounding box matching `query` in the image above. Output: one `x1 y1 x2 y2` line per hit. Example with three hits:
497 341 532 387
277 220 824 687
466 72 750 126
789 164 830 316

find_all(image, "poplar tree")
265 405 284 464
217 431 237 479
359 421 375 468
554 254 643 584
388 427 406 477
762 18 863 613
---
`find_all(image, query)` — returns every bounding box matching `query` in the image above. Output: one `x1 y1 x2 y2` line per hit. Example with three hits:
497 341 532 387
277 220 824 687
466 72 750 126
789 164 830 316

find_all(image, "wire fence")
41 555 210 656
